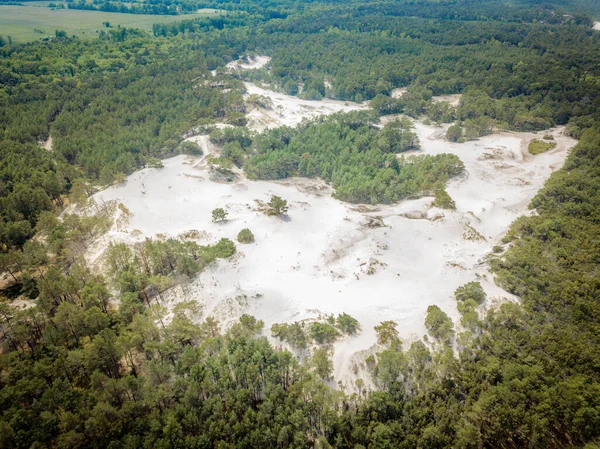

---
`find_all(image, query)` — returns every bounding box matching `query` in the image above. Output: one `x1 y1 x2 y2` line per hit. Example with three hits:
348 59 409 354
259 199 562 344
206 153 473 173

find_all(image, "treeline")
0 0 599 447
67 1 180 15
146 0 600 135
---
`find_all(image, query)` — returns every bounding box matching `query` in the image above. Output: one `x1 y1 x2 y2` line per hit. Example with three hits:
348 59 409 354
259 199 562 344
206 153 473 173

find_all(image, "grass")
528 138 557 155
0 3 221 42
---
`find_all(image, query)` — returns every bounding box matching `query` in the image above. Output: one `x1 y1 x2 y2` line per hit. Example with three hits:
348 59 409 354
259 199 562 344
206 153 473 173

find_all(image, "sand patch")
226 55 271 71
432 94 462 106
243 82 368 132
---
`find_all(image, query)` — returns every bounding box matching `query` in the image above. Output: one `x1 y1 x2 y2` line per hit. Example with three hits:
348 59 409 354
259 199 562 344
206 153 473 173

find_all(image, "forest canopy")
0 0 599 448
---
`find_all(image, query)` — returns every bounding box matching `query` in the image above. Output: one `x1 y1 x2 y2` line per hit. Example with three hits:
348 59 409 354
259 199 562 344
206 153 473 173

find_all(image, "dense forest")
1 0 600 447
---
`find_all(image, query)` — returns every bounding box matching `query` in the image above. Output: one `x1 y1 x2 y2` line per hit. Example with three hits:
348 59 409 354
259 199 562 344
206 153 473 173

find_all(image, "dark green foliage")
266 195 288 216
446 123 463 142
374 320 399 345
177 140 203 155
246 113 464 204
310 322 340 344
2 1 600 448
0 141 68 248
454 281 486 305
271 321 308 349
424 305 455 344
106 237 235 289
311 347 333 380
211 207 228 222
336 312 360 335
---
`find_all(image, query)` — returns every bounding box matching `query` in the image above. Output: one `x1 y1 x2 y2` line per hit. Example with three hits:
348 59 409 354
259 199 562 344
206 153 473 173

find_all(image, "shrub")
271 322 308 349
446 123 463 142
374 320 399 345
211 238 236 258
432 187 456 210
237 228 255 243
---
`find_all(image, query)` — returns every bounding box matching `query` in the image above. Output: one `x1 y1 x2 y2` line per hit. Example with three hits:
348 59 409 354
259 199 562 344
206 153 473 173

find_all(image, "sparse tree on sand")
266 195 289 216
212 208 228 222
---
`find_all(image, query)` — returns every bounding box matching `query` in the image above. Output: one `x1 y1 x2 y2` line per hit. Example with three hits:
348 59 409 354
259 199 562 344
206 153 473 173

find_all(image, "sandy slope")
226 55 271 71
243 82 368 132
432 94 462 106
90 105 574 386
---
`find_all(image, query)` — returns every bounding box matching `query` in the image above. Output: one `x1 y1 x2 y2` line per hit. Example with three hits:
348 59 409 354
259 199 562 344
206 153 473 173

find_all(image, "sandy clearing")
432 94 462 106
226 55 271 71
39 135 52 152
594 22 600 30
89 107 575 386
391 88 407 99
244 82 368 132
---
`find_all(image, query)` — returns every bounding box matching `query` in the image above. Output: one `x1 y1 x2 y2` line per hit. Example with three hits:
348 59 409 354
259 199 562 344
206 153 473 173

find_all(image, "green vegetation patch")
528 138 557 155
454 281 486 305
246 112 464 204
237 228 254 243
424 305 454 345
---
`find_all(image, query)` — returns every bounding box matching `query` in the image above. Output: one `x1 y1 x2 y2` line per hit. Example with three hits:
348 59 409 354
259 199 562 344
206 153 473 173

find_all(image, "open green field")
0 3 221 42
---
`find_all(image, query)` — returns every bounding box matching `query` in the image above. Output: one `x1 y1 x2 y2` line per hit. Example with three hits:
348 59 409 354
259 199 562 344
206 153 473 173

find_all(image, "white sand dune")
90 107 574 386
244 82 368 132
84 59 577 385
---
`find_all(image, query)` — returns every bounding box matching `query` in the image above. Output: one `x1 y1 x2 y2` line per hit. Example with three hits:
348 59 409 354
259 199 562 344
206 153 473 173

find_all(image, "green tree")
432 187 456 210
336 313 360 335
424 305 454 345
311 348 333 381
266 195 289 216
446 123 463 142
212 208 228 222
454 281 486 305
374 321 399 345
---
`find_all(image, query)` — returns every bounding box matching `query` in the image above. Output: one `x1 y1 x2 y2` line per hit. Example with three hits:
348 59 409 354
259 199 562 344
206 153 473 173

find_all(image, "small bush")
432 187 456 210
446 123 463 142
178 140 203 155
211 238 236 258
271 322 308 349
237 228 255 243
